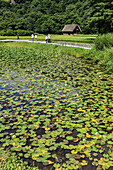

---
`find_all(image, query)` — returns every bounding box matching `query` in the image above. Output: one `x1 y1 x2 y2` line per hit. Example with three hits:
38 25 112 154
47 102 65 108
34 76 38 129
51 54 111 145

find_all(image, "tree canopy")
0 0 113 35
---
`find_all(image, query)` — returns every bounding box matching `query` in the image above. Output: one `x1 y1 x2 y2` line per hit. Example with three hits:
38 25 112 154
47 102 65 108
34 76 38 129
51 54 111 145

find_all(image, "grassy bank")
0 34 97 44
83 33 113 71
2 41 87 55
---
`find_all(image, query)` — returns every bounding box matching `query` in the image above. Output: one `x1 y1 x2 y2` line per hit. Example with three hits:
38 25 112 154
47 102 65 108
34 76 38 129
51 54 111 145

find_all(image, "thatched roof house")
11 0 15 4
62 24 82 35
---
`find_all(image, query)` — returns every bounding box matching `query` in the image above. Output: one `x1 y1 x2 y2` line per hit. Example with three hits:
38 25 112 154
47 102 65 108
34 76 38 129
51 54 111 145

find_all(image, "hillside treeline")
0 0 113 35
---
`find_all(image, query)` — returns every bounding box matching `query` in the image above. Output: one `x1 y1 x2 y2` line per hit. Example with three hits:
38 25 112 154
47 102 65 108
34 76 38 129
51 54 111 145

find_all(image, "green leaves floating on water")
0 44 113 169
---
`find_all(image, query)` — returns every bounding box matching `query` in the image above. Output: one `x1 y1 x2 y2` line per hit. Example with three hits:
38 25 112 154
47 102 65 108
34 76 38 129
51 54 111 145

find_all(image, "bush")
84 33 113 71
6 29 16 36
90 48 113 71
0 30 16 36
0 30 33 36
94 33 113 50
103 48 113 71
0 30 6 36
16 30 33 36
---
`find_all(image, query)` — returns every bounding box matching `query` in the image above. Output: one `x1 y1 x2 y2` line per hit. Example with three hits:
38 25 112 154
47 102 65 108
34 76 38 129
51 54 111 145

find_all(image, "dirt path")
0 39 93 49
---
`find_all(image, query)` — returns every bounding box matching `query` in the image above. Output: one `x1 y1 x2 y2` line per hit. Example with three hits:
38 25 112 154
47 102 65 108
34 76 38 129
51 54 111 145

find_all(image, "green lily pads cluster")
0 43 113 170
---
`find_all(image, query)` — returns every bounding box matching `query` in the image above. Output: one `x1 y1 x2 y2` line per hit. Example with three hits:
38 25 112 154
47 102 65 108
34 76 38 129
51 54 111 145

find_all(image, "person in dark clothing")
17 33 19 40
48 34 51 42
45 35 48 43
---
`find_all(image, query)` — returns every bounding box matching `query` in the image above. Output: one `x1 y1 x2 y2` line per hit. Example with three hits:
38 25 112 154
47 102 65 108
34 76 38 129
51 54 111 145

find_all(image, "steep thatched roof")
62 24 82 32
11 0 15 4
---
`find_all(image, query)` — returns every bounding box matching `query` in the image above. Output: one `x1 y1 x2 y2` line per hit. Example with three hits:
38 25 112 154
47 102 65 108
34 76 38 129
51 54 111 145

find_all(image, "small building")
11 0 15 4
62 24 82 35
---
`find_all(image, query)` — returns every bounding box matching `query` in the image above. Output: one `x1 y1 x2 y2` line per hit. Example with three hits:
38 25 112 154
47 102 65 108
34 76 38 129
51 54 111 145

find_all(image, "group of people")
31 34 37 41
17 33 51 43
45 34 51 43
31 34 51 43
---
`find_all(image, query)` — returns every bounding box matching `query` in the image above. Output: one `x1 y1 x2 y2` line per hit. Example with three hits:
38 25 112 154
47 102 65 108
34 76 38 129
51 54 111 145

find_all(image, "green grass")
0 36 31 40
3 41 87 55
0 34 97 44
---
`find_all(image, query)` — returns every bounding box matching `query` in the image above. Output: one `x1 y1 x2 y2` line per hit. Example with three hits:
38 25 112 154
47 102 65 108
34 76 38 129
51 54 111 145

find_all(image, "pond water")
0 70 113 170
0 71 82 169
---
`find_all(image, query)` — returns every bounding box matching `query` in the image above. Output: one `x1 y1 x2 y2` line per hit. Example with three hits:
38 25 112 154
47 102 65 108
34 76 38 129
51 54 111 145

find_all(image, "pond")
0 45 113 170
0 70 113 170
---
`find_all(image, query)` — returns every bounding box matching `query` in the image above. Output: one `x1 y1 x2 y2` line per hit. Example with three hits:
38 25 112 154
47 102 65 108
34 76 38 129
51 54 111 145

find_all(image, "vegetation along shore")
0 33 113 170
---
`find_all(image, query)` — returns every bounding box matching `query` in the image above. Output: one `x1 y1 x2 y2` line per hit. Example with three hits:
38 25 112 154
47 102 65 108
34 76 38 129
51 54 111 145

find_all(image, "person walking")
31 34 34 41
48 34 51 42
17 33 19 40
45 35 48 43
35 34 37 41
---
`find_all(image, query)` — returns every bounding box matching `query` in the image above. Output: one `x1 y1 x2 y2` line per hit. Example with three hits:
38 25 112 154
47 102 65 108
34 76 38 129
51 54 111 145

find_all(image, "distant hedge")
0 30 33 36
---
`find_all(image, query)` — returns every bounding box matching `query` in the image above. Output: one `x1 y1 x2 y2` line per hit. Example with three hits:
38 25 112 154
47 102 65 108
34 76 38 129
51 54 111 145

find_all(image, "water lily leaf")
66 136 73 140
80 160 88 166
107 141 113 144
24 153 30 158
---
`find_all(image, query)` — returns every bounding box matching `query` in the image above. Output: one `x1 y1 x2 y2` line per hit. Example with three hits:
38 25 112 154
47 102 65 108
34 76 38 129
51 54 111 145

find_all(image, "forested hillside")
0 0 113 35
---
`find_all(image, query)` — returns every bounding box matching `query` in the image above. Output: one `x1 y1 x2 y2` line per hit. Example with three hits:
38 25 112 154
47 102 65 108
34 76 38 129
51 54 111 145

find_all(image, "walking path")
0 39 94 49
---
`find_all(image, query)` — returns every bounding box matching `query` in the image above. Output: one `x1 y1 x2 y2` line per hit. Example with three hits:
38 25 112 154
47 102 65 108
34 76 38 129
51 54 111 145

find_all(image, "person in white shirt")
45 35 48 43
35 34 37 41
31 34 34 41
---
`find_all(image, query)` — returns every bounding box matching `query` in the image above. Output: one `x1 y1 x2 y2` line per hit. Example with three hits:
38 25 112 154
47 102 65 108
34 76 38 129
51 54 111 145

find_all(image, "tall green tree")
0 0 113 34
89 0 113 33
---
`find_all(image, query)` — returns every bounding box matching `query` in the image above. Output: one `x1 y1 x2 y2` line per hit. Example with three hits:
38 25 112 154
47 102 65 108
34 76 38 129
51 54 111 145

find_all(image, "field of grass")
2 41 87 56
0 41 113 170
0 34 97 44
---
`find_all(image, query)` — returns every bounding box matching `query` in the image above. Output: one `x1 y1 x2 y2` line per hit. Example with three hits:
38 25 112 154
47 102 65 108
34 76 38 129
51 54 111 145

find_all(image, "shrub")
88 47 113 71
0 30 33 36
0 29 16 36
84 33 113 71
6 29 16 36
16 30 33 36
104 48 113 71
0 30 6 36
94 33 113 50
